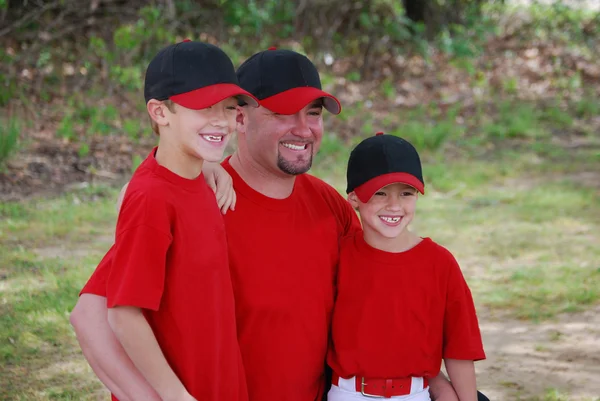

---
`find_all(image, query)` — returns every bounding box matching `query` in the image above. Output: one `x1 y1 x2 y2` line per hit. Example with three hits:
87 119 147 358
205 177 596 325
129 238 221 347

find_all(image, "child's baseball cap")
346 132 425 203
144 40 259 109
236 48 341 115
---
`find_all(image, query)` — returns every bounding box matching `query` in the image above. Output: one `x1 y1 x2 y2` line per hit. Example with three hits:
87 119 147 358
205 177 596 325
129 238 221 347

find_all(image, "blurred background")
0 1 599 400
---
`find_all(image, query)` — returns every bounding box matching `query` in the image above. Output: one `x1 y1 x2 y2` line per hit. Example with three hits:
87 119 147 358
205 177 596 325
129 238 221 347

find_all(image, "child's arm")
108 306 197 401
428 371 459 401
444 359 477 401
70 294 161 401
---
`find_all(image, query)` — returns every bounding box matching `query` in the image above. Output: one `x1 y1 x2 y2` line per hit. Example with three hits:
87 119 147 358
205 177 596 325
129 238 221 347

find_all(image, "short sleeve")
106 190 173 311
442 251 486 361
79 245 114 297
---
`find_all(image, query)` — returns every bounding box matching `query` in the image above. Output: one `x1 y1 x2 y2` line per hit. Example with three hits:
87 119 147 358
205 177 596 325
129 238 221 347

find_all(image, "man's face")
240 101 324 176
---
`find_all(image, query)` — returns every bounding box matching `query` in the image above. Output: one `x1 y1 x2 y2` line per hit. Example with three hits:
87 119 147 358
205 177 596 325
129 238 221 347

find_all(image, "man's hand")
202 161 236 214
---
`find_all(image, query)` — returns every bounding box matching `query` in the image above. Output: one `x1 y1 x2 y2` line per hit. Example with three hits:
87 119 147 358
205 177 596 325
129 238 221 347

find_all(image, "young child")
91 40 258 401
327 132 486 401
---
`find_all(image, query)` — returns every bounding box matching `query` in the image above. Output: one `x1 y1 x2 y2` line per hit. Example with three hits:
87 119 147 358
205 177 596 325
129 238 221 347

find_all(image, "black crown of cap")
346 134 424 194
144 41 240 103
236 49 322 100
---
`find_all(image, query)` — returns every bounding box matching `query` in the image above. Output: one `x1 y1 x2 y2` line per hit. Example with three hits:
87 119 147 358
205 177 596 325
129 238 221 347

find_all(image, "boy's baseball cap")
236 48 341 115
144 40 259 109
346 132 425 203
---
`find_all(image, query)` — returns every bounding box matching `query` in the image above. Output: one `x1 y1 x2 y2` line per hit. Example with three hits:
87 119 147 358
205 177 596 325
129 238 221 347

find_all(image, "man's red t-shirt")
222 159 360 401
328 233 486 379
83 149 247 401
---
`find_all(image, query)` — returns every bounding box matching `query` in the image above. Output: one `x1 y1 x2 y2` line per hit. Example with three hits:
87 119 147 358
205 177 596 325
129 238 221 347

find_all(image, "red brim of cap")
354 172 425 203
170 83 259 110
260 87 341 115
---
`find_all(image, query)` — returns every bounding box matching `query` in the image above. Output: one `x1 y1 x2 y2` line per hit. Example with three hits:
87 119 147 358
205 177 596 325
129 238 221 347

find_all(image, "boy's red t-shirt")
221 159 361 401
82 156 361 401
82 149 247 401
328 233 486 379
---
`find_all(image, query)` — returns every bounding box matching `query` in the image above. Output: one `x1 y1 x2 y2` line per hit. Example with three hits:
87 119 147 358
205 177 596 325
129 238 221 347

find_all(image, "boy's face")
349 182 418 245
238 101 324 176
163 96 238 163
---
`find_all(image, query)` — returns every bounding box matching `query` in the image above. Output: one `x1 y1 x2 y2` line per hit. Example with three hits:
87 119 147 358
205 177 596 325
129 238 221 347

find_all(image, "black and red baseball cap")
144 40 259 110
236 48 341 115
346 132 425 203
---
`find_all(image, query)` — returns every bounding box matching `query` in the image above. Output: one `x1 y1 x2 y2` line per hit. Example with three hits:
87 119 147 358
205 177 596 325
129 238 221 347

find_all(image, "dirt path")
476 306 600 400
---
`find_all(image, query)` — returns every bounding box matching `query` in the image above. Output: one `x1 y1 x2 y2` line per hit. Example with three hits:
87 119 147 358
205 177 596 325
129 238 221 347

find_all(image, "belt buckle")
360 377 384 398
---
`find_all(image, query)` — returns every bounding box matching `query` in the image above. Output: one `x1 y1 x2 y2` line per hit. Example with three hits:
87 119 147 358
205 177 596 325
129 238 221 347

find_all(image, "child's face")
165 96 238 163
349 182 418 244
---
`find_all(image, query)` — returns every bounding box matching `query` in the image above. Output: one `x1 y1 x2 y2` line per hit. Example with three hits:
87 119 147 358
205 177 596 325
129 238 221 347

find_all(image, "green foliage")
483 101 545 139
78 143 90 158
388 103 464 152
0 118 20 168
574 91 600 118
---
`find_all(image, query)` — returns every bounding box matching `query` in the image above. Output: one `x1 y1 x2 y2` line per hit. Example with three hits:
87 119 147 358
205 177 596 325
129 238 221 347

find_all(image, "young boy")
327 133 486 401
88 40 258 401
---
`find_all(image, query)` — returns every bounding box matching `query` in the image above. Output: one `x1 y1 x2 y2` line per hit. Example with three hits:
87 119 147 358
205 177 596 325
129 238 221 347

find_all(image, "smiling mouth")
380 216 402 224
281 142 309 151
200 134 225 142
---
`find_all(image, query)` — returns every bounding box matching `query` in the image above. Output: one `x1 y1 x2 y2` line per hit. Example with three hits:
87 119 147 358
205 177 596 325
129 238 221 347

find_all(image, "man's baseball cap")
346 132 425 203
144 40 259 110
236 48 341 115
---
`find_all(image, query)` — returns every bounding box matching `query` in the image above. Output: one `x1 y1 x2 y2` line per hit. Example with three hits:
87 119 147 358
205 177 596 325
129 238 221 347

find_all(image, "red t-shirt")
327 233 485 379
222 158 361 401
84 149 247 401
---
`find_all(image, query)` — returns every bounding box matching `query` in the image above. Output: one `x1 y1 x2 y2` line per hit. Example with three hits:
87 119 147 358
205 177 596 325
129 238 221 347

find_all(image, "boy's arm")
70 294 161 401
428 371 459 401
107 306 196 401
444 359 477 401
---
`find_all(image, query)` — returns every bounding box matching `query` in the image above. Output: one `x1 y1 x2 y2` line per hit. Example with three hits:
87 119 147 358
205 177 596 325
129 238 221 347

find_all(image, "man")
71 48 483 401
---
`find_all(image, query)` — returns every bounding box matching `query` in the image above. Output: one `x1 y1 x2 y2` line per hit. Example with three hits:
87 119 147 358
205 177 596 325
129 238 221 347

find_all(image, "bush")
0 118 19 169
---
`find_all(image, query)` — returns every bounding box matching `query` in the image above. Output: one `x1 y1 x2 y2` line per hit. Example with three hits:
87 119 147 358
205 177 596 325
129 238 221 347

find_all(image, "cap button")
375 131 384 136
182 38 191 42
268 46 277 50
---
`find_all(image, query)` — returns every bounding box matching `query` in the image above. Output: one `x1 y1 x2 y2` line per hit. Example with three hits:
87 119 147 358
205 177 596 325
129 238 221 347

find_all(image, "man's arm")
107 306 196 401
202 161 236 214
444 359 477 401
70 294 161 401
429 371 459 401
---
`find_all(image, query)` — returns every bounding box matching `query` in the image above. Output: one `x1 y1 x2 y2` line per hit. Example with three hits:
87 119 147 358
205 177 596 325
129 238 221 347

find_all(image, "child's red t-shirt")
328 233 486 379
83 149 247 401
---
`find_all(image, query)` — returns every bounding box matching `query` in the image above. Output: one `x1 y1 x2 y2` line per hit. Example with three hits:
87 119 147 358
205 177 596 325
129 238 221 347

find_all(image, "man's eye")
374 192 386 196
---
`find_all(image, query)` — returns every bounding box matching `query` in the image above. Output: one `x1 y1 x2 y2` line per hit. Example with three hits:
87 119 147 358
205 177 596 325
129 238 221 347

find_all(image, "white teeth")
203 135 223 142
381 216 400 223
282 143 306 150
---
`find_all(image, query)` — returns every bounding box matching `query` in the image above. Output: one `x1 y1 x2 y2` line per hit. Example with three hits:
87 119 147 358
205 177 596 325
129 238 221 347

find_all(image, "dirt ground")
476 305 600 400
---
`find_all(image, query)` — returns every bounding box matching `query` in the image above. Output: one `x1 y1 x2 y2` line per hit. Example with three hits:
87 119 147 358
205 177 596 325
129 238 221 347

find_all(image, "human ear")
147 99 170 128
236 106 247 134
347 192 359 209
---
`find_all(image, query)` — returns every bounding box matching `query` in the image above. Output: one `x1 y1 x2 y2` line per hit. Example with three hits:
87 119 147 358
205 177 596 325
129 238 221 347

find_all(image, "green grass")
0 186 119 400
